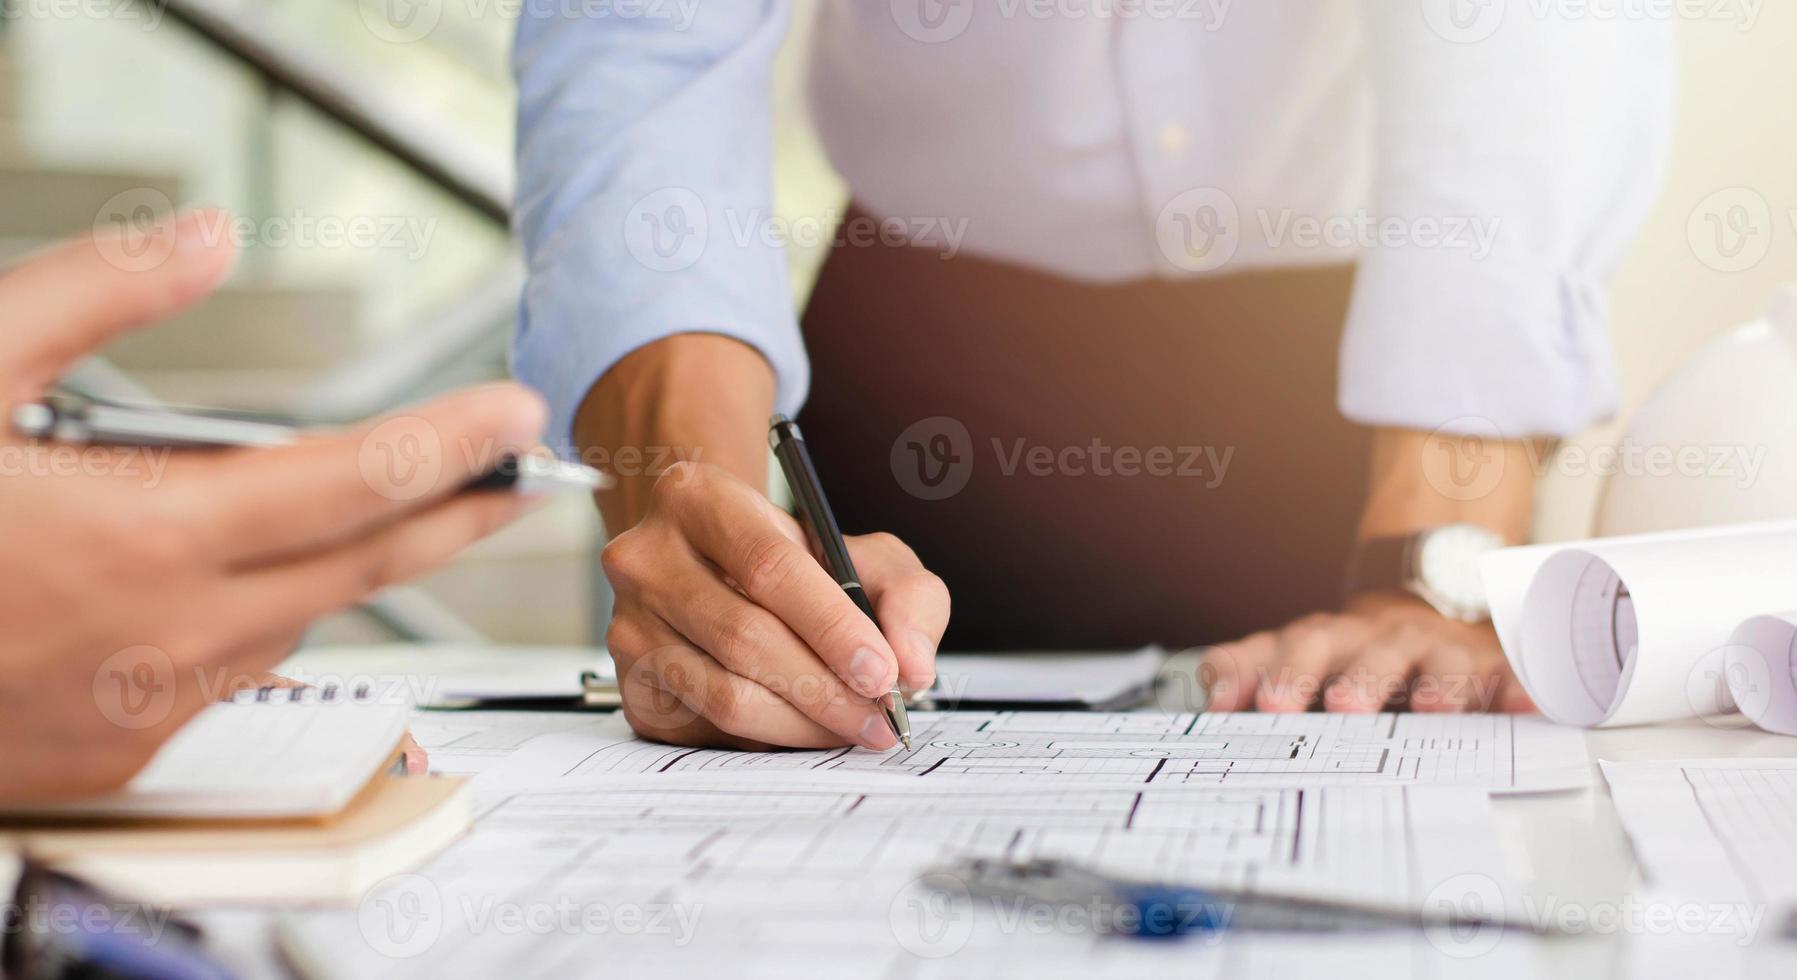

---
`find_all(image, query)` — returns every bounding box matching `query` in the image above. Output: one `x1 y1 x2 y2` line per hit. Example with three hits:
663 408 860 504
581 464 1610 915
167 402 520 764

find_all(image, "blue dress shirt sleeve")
511 0 806 453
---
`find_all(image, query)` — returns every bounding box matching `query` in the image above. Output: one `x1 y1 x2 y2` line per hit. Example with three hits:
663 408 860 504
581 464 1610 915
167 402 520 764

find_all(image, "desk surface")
1500 718 1797 977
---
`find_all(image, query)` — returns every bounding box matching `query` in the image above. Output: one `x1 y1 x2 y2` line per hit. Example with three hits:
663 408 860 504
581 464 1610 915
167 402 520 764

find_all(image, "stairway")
0 33 600 646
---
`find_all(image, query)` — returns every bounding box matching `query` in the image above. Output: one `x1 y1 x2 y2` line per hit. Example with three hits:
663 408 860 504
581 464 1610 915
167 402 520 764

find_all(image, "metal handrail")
159 0 511 228
102 0 525 643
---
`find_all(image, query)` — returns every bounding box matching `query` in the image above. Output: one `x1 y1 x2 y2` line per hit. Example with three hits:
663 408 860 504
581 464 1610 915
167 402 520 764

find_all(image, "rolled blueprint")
1725 612 1797 735
1482 521 1797 727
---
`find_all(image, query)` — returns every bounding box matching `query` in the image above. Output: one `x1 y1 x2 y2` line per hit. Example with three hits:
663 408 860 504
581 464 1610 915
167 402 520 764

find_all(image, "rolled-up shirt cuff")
511 199 810 459
1337 247 1619 440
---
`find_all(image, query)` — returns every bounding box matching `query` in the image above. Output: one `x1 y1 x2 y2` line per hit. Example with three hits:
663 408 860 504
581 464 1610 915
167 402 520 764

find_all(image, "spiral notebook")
2 692 469 904
1 691 412 821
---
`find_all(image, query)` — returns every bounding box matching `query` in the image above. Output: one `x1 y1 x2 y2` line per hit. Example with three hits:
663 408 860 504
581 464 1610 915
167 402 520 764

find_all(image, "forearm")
1356 427 1540 544
574 333 776 534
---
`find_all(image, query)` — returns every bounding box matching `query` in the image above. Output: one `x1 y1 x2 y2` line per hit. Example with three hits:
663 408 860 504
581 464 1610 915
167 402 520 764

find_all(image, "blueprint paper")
1723 613 1797 736
1481 521 1797 727
484 711 1589 795
281 774 1533 979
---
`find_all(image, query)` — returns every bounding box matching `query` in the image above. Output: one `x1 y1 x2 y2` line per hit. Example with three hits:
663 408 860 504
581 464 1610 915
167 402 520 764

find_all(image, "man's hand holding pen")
602 460 944 750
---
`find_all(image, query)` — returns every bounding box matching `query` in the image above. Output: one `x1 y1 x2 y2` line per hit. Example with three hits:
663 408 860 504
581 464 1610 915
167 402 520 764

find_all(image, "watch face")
1416 524 1506 616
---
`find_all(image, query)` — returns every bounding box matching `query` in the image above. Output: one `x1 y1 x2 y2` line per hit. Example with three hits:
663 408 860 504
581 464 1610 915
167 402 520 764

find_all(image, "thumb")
0 207 237 400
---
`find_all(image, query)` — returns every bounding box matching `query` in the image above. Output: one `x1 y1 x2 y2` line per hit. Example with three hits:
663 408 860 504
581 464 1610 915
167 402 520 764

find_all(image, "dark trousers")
796 220 1370 651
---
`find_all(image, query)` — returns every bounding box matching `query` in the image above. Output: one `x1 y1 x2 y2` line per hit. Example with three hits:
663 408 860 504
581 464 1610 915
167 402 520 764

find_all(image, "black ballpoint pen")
768 415 913 750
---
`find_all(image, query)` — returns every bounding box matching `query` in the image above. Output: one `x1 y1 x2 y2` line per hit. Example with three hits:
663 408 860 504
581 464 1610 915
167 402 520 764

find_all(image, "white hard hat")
1595 285 1797 536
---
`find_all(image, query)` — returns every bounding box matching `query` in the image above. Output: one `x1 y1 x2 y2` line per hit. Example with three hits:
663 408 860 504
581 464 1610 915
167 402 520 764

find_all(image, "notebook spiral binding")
229 683 377 705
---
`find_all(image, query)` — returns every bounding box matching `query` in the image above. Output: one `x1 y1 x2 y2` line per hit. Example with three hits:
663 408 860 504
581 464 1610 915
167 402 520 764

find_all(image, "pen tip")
901 736 913 751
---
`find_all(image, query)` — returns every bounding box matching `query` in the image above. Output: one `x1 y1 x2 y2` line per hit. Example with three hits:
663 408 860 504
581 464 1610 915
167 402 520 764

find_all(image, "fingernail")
858 713 894 751
848 646 892 699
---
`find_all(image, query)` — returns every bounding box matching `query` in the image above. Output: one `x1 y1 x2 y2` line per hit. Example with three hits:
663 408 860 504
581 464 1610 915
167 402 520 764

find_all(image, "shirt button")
1158 123 1190 154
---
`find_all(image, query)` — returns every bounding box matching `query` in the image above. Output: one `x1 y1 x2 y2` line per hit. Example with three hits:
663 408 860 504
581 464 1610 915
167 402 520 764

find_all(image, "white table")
1494 717 1797 977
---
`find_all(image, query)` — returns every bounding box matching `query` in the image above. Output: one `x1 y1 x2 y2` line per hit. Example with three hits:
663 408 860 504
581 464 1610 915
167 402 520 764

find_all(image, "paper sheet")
1482 521 1797 727
279 771 1535 979
1523 759 1797 978
408 711 633 778
1602 758 1797 907
485 710 1590 794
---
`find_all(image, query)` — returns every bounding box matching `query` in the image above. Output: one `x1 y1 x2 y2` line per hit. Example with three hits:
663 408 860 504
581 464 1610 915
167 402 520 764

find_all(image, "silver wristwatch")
1343 523 1506 623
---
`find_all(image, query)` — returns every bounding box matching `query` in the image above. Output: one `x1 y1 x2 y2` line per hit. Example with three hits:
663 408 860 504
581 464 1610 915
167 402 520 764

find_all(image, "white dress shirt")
512 1 1674 449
